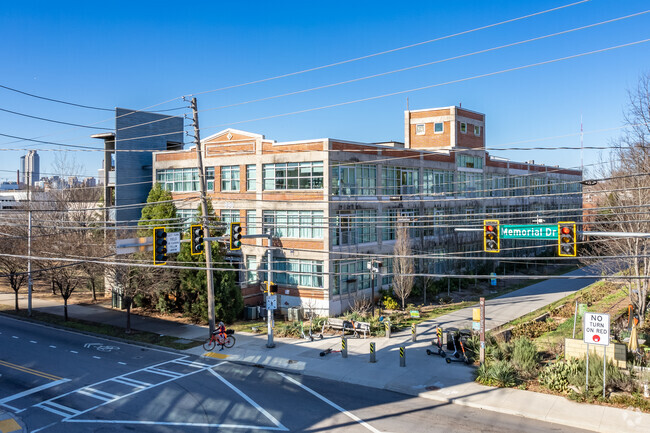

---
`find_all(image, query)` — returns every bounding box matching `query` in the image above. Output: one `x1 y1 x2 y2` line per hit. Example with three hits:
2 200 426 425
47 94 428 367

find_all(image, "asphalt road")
0 315 594 433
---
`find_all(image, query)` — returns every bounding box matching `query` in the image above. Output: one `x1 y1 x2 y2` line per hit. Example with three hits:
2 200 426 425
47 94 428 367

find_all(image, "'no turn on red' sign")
583 312 610 346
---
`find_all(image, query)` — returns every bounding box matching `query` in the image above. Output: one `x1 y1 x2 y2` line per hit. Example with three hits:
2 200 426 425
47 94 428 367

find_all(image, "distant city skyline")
1 1 649 183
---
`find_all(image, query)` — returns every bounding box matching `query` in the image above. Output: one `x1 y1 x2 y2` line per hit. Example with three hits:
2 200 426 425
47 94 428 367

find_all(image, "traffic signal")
153 227 167 265
190 224 204 256
483 220 500 253
268 281 278 294
229 222 242 250
558 221 577 257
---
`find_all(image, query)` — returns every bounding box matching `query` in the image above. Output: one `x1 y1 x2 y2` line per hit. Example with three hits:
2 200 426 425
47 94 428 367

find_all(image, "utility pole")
190 97 216 335
27 171 33 317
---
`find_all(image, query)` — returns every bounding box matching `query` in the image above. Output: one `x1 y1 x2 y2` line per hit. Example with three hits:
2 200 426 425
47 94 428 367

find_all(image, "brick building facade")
152 106 582 316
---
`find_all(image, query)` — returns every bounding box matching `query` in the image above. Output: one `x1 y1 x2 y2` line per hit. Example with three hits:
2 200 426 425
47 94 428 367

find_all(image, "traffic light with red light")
558 221 576 257
484 220 500 253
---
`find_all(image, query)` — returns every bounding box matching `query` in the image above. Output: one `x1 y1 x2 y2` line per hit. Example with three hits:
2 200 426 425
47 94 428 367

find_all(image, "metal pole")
411 323 417 342
341 337 348 358
369 342 376 363
370 261 375 317
267 235 275 348
479 298 485 365
586 343 590 394
27 184 32 316
399 346 405 367
190 97 216 335
603 346 607 399
572 301 578 339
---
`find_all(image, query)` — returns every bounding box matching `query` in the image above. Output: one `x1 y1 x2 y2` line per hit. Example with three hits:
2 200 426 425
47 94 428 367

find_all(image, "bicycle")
203 329 235 351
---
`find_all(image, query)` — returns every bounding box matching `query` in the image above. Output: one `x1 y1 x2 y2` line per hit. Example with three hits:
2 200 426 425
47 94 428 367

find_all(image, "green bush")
567 355 631 398
275 322 302 338
511 337 539 378
539 359 581 392
476 361 517 387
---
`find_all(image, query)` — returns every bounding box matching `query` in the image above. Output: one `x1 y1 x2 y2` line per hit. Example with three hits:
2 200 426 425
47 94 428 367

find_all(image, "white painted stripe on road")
83 388 117 400
77 389 113 402
70 350 78 354
118 361 127 365
208 368 288 431
64 419 288 430
0 379 70 405
93 356 101 359
0 402 20 412
11 336 18 339
40 401 80 416
146 367 182 378
113 377 150 388
172 359 211 368
30 340 37 343
279 373 382 433
49 345 56 349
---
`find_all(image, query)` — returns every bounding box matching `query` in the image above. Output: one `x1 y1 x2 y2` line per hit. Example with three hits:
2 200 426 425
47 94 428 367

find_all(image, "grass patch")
229 319 267 334
0 305 202 350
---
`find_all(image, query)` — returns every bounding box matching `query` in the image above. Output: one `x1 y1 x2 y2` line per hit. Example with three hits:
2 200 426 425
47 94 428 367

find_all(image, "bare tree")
393 220 414 309
0 226 28 311
590 73 650 325
105 253 171 333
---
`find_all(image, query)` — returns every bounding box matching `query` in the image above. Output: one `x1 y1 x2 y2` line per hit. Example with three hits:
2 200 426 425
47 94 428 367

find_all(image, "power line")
0 107 112 130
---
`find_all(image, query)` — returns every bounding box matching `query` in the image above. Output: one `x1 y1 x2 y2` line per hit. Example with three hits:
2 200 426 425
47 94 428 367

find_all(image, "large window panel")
263 210 323 239
263 162 323 190
221 165 240 192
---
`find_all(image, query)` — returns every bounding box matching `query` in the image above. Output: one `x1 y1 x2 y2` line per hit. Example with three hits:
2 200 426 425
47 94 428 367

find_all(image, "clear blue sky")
0 0 648 182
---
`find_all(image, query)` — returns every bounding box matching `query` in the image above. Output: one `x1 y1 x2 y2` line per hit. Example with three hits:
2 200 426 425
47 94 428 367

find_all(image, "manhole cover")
426 385 441 391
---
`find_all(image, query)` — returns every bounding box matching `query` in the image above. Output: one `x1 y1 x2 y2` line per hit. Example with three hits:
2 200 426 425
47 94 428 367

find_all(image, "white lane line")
77 389 113 402
279 373 382 433
70 350 78 354
0 379 70 405
64 419 287 430
92 356 101 359
146 367 182 378
118 362 127 365
39 401 80 417
208 368 288 431
0 402 20 412
30 340 37 344
11 336 18 339
49 345 57 349
113 377 150 388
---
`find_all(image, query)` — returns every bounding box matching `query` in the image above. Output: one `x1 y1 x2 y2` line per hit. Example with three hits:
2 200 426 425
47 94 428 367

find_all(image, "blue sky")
0 0 648 182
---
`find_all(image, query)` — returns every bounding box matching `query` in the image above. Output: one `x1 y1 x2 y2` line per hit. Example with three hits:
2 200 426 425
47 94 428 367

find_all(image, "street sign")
583 312 610 346
500 224 557 240
490 272 497 286
266 295 277 310
472 321 481 331
167 232 181 254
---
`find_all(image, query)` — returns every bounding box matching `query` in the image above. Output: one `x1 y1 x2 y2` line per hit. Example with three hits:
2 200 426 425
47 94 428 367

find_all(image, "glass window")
177 208 198 229
423 169 453 195
221 165 240 192
434 122 444 133
333 209 377 246
262 162 323 190
273 259 323 288
220 209 240 225
246 210 259 235
460 122 467 134
331 164 377 196
206 167 214 191
474 125 481 136
155 168 199 192
456 154 483 169
263 210 323 239
246 256 258 284
382 167 418 196
416 124 425 135
246 165 256 191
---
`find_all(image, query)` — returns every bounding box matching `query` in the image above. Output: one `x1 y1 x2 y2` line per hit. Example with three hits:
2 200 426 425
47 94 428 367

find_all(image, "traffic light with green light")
229 222 242 251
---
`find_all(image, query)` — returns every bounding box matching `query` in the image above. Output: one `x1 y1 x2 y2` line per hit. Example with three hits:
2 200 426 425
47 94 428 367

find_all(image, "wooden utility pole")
190 97 216 335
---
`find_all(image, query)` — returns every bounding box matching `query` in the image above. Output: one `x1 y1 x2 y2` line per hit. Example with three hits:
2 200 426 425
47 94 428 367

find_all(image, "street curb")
0 311 195 356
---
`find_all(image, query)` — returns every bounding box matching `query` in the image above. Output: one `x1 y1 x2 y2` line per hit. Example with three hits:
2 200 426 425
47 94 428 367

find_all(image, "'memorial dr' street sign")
583 312 610 346
500 224 558 240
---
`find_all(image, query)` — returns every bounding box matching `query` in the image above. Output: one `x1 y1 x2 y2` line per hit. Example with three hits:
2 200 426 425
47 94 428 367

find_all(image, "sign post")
583 312 610 398
479 298 486 364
